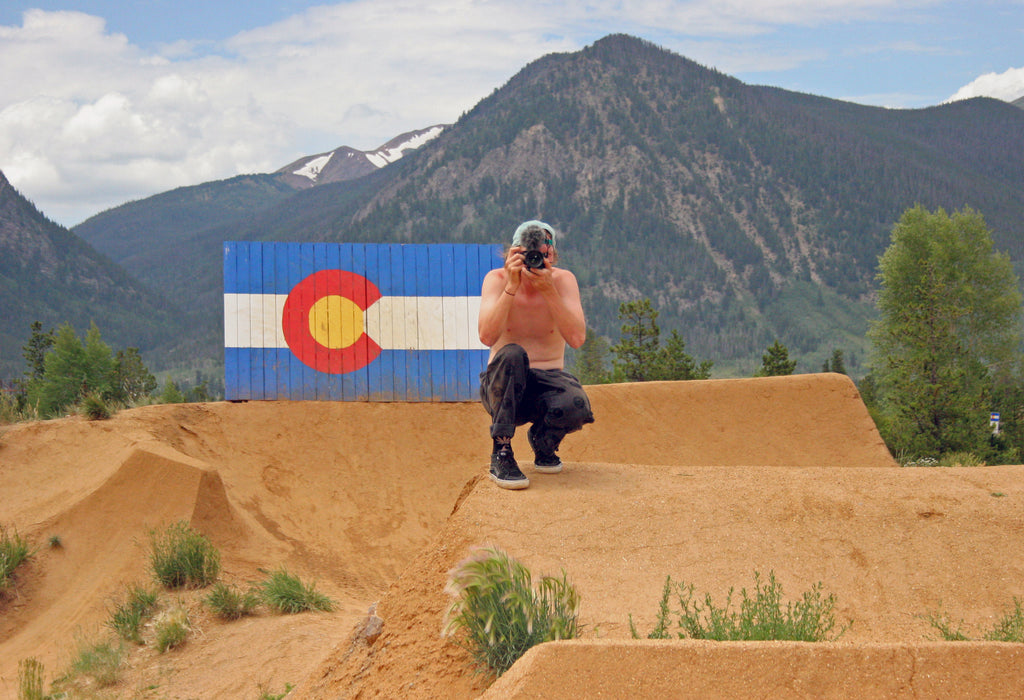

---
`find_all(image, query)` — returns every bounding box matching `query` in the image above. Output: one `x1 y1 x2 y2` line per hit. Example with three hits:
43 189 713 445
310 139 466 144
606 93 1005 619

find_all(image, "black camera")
519 226 548 270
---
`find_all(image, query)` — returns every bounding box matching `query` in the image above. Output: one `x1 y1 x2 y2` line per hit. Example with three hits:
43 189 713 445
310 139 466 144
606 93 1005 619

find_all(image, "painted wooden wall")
224 242 502 401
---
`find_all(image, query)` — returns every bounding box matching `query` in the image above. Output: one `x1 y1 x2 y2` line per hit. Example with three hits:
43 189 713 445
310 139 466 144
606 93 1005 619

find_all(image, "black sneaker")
528 424 563 474
490 448 530 490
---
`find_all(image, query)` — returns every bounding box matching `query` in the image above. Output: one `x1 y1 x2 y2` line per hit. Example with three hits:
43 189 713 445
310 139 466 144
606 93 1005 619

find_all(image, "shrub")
938 452 985 467
107 583 159 643
18 658 45 700
443 546 580 676
206 581 261 620
153 606 190 652
259 568 334 613
630 571 848 642
1 525 32 589
149 521 220 589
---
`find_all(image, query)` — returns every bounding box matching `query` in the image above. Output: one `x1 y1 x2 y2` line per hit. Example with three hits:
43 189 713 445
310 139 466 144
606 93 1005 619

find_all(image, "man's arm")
532 266 587 349
478 267 517 347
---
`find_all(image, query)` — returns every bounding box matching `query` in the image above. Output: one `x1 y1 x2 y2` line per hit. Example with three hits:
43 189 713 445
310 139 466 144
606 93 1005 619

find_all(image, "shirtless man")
477 220 594 490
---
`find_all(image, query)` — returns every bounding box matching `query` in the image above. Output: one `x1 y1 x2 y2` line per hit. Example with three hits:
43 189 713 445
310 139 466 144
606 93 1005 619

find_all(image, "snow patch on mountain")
365 125 445 168
293 153 334 181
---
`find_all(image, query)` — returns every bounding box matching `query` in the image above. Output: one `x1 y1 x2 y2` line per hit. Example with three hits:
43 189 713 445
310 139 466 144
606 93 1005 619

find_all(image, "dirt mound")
295 461 1024 698
481 640 1024 698
1 374 1020 698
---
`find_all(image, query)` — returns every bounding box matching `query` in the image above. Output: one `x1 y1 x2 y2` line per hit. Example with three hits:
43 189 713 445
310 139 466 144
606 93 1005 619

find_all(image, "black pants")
479 344 594 453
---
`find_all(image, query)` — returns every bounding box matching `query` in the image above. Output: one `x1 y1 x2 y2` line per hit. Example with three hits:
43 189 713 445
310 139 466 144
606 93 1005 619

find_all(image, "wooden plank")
261 242 277 400
299 243 318 401
368 244 391 399
437 244 457 401
391 245 409 400
285 242 303 399
351 243 372 401
246 242 263 399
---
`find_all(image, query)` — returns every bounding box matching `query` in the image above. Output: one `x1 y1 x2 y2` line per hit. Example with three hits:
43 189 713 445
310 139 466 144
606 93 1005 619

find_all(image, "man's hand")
521 255 556 295
504 246 525 294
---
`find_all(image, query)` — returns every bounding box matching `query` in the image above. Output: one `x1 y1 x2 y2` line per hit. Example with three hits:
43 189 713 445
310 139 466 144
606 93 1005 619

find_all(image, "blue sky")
1 0 1022 226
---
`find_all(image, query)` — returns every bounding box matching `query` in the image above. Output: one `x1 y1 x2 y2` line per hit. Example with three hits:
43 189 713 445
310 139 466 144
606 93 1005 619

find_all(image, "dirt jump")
2 373 1023 698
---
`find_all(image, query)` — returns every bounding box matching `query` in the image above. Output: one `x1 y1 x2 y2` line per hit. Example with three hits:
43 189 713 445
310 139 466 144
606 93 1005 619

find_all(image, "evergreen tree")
573 329 610 384
160 379 186 404
27 324 89 415
610 299 661 382
657 330 712 380
755 340 797 377
868 206 1023 457
25 322 131 417
21 321 54 385
821 349 847 374
112 348 158 403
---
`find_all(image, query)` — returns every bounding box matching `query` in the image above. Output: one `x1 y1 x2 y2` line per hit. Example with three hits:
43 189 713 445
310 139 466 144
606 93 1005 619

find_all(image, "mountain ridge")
0 170 185 378
16 33 1024 378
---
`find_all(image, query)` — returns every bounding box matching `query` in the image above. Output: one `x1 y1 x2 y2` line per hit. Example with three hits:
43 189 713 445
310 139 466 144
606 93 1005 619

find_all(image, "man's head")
511 220 558 267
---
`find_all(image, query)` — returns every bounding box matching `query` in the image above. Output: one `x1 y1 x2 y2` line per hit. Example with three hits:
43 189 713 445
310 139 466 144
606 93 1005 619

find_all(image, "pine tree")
755 340 796 377
573 329 611 384
611 299 661 382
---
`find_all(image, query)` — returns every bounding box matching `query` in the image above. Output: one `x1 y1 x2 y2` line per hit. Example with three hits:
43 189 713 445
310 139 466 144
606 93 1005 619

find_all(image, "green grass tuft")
80 393 112 420
17 658 45 700
1 525 32 589
259 568 334 614
205 581 261 620
149 521 220 589
107 582 159 643
443 546 580 676
631 570 849 642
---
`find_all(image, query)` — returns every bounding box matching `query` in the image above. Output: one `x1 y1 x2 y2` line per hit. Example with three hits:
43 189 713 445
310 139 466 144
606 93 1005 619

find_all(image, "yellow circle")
309 295 364 348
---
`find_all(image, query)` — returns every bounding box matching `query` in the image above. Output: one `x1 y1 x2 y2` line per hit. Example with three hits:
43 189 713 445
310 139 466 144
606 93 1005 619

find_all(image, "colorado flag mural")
224 242 502 401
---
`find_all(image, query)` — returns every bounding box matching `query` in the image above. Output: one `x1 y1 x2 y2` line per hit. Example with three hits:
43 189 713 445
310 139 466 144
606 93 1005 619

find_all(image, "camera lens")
523 250 545 269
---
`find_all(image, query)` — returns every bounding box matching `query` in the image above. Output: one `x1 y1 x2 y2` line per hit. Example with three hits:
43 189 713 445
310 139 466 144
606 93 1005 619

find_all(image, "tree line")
8 203 1024 465
574 205 1024 465
3 321 217 421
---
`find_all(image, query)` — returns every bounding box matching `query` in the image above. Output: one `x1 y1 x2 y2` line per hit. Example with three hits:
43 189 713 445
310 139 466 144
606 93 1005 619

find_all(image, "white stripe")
223 293 485 350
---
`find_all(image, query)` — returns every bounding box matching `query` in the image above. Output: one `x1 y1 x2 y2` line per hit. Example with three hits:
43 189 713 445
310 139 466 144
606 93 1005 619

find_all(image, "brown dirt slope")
2 374 1022 699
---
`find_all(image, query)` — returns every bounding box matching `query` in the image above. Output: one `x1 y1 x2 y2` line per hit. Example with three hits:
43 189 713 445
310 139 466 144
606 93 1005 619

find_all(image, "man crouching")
477 220 595 490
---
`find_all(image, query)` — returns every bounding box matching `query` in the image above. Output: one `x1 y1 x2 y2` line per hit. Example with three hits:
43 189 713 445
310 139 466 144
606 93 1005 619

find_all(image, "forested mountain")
69 34 1024 376
0 171 184 379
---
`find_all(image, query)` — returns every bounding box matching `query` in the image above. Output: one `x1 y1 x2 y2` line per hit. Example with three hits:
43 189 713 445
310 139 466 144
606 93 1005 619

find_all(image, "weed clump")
68 637 125 687
928 598 1024 642
149 521 220 589
206 581 261 620
107 583 159 643
260 568 334 613
80 393 112 420
153 606 191 652
443 546 580 676
1 525 32 590
630 570 848 642
18 657 45 700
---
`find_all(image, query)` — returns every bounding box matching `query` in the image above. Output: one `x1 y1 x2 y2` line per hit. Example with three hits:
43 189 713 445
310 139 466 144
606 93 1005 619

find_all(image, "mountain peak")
275 125 446 189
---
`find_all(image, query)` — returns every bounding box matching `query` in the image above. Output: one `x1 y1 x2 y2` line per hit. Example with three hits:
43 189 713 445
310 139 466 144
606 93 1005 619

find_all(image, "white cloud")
947 66 1024 103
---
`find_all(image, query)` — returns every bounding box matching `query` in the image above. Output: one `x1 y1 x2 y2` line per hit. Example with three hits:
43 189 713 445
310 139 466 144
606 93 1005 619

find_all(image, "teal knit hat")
512 220 556 248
